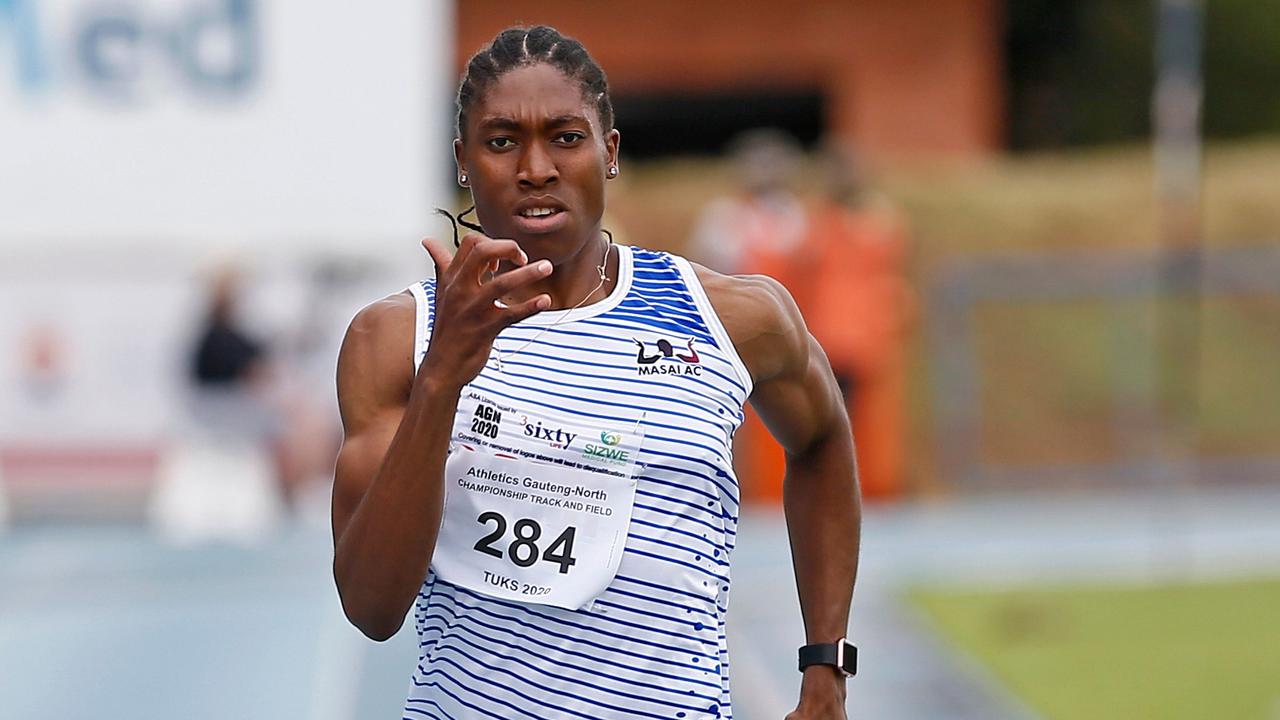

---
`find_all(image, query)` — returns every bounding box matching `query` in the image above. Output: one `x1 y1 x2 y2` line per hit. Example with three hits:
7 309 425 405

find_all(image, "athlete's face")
456 63 620 263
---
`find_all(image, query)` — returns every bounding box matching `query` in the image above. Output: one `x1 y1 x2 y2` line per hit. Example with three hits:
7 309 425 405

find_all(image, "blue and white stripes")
404 245 750 719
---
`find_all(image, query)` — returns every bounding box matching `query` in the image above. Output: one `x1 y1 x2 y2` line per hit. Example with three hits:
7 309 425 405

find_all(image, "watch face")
839 642 858 675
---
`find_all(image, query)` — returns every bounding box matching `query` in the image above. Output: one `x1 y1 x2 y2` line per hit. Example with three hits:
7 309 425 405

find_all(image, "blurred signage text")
1 0 257 101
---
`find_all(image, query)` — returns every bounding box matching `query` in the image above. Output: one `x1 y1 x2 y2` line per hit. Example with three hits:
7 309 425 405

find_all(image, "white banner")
0 0 452 450
0 0 450 255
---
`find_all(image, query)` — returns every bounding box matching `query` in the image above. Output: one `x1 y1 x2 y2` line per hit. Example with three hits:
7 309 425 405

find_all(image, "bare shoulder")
343 291 416 352
336 291 417 430
691 262 808 386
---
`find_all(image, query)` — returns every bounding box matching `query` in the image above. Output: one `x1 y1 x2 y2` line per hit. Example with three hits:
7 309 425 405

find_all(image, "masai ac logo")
632 337 702 377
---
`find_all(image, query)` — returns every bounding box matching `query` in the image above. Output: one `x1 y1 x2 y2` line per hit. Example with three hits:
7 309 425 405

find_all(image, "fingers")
425 232 530 287
420 237 452 276
455 233 524 271
427 230 552 328
460 234 527 278
500 293 553 324
434 231 492 274
486 259 553 298
450 232 480 270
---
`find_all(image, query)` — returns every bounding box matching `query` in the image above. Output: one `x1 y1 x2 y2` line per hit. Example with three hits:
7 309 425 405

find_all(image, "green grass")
912 578 1280 720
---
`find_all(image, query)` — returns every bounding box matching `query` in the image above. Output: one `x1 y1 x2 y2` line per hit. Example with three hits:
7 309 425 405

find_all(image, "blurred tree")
1203 0 1280 138
1006 0 1280 149
1006 0 1154 149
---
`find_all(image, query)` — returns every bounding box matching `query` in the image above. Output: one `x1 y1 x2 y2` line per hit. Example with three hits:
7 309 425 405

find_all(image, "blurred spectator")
692 134 912 502
150 265 284 544
690 129 809 503
191 269 266 388
19 323 68 404
689 128 808 283
795 141 912 500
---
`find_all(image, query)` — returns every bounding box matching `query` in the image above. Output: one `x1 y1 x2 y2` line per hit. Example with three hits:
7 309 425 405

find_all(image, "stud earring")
607 166 618 178
458 173 469 186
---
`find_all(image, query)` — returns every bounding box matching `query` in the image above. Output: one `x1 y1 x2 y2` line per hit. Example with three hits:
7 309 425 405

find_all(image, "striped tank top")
403 244 752 720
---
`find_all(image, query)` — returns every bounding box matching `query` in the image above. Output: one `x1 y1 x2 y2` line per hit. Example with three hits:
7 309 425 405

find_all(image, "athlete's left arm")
700 268 861 719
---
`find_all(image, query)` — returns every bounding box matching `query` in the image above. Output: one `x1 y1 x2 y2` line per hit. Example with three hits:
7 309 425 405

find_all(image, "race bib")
431 392 643 610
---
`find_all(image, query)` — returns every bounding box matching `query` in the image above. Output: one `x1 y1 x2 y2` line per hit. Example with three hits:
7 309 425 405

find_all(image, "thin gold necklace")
491 236 615 373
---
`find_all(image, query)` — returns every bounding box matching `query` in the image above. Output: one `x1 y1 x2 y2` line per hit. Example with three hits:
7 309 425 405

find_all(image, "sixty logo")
524 419 630 465
522 418 578 449
632 337 703 377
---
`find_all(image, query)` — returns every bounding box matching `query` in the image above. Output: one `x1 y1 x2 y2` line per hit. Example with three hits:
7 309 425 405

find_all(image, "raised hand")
419 233 552 390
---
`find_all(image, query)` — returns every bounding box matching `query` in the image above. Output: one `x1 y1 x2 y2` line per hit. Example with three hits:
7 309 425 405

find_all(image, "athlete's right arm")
332 234 552 641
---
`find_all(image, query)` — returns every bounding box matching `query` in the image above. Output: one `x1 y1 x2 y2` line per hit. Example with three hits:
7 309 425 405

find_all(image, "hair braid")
454 25 614 139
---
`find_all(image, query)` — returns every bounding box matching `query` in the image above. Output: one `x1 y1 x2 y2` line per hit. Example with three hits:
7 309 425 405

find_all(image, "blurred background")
2 1 1278 718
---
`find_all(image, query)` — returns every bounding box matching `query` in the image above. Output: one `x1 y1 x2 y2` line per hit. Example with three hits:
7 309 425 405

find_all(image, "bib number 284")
472 511 578 574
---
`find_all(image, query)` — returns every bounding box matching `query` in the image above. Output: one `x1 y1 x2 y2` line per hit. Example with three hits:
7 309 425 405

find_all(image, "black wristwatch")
797 638 857 677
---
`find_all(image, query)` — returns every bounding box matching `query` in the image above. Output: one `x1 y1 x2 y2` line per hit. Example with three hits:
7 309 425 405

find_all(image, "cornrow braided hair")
440 25 615 247
456 25 614 139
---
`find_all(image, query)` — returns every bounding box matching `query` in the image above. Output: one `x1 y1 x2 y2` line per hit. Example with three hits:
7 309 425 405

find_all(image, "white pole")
1153 0 1204 456
1151 0 1204 577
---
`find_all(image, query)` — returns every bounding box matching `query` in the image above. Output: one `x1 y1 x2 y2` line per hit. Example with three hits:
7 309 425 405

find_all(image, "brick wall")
456 0 1003 159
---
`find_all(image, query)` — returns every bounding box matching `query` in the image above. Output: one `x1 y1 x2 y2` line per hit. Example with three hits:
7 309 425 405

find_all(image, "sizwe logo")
583 429 630 465
633 337 702 377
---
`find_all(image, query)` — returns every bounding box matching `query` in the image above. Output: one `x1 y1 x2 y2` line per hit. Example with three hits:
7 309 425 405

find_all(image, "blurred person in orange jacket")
689 128 808 285
688 129 810 502
795 141 912 500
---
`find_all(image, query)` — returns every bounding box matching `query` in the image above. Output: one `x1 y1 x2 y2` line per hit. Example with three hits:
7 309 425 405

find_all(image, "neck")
502 232 617 311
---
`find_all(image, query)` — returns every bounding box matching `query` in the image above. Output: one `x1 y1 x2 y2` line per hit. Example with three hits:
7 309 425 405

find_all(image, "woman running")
332 25 861 720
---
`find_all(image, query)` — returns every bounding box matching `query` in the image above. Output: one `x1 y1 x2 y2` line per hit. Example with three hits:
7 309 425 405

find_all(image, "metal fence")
926 244 1280 489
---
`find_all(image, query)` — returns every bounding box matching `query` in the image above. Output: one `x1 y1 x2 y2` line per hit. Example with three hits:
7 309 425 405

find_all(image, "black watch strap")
798 638 857 676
